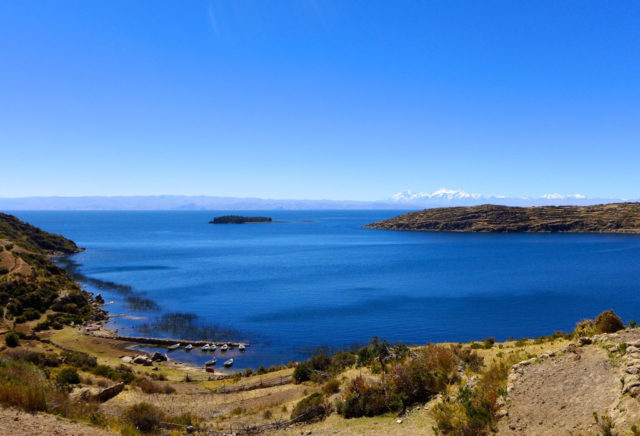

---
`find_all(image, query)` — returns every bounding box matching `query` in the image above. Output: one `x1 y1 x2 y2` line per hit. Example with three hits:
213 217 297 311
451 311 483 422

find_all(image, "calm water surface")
12 210 640 370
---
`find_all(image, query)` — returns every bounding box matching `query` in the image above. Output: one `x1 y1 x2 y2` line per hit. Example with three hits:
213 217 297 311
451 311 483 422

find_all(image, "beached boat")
224 358 234 367
167 343 180 351
185 344 193 350
201 344 210 351
205 367 214 373
205 358 217 366
221 344 228 352
238 344 246 351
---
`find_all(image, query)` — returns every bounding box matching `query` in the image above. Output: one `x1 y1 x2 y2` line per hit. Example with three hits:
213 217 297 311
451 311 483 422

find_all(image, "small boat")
238 344 246 352
221 344 228 352
185 344 193 350
209 344 217 351
201 344 210 351
205 367 214 373
205 358 217 366
224 358 234 367
168 343 180 351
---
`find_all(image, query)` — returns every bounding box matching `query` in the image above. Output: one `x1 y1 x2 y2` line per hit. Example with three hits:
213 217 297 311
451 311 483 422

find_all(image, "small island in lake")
365 202 640 233
209 215 273 224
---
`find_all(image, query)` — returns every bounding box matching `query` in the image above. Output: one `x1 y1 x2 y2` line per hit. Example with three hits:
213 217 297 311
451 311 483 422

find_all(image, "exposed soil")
0 407 116 436
497 330 640 435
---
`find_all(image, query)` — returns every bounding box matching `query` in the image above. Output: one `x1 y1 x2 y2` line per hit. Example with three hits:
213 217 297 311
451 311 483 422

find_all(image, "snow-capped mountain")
389 189 625 207
391 189 499 202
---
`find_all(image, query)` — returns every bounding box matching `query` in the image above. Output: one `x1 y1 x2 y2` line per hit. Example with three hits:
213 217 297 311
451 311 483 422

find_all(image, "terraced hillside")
365 202 640 233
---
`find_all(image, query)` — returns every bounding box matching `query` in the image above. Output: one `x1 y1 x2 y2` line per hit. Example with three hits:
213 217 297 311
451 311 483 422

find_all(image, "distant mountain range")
0 190 632 211
388 189 617 207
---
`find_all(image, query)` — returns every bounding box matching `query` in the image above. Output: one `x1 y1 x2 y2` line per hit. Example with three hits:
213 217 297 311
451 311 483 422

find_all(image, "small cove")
12 210 640 371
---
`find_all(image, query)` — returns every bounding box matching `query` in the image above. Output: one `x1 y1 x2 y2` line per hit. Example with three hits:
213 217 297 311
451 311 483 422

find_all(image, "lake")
12 210 640 370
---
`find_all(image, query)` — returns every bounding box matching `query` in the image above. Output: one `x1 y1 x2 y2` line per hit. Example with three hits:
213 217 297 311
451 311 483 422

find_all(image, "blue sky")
1 1 638 200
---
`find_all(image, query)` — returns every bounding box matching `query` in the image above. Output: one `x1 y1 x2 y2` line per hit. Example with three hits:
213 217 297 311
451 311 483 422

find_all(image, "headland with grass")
365 202 640 233
3 212 640 435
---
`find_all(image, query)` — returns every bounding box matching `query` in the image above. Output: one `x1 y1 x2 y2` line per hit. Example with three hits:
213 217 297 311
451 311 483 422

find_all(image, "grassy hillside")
0 212 100 328
365 202 640 233
0 212 81 254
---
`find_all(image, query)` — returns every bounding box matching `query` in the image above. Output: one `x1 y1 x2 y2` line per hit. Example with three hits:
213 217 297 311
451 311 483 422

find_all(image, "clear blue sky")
1 1 638 200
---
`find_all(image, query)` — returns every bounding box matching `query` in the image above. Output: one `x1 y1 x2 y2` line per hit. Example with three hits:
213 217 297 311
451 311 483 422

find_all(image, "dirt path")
498 331 640 435
0 407 116 436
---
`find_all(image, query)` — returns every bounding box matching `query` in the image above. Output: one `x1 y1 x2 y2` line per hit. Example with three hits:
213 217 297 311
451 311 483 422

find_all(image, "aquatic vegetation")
137 312 242 341
125 295 159 311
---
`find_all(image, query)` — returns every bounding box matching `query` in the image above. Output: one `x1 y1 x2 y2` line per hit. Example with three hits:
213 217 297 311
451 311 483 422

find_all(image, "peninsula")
209 215 272 224
4 213 640 435
365 202 640 233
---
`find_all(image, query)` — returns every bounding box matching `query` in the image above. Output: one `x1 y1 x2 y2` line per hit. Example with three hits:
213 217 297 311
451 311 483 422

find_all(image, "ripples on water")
14 210 640 370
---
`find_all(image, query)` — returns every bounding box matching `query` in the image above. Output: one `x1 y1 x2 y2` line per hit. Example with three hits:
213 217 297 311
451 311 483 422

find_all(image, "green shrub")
309 352 331 371
5 332 20 347
337 344 461 419
323 378 341 395
356 336 389 366
595 310 624 334
23 308 41 321
168 412 201 427
92 364 135 383
330 350 356 371
431 351 527 434
336 377 391 418
124 402 164 433
452 346 484 372
574 319 595 337
483 337 495 349
389 345 457 406
56 367 80 385
291 392 328 422
63 351 97 370
293 362 312 383
370 362 383 374
34 321 50 331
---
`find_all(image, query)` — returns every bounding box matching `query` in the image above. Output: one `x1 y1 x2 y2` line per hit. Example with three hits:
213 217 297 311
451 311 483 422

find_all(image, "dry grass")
135 378 176 394
0 359 100 419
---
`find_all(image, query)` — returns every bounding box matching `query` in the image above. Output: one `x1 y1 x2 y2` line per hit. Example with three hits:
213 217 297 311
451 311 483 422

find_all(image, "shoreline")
55 250 249 375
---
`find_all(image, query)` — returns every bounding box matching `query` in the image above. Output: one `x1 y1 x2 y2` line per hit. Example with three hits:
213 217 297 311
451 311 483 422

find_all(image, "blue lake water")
11 210 640 371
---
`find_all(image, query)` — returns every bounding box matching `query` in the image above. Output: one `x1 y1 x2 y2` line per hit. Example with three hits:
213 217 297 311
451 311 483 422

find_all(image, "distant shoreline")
365 202 640 233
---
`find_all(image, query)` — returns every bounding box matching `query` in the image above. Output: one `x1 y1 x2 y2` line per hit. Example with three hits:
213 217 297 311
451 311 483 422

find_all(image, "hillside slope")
0 212 81 254
0 212 101 326
365 202 640 233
